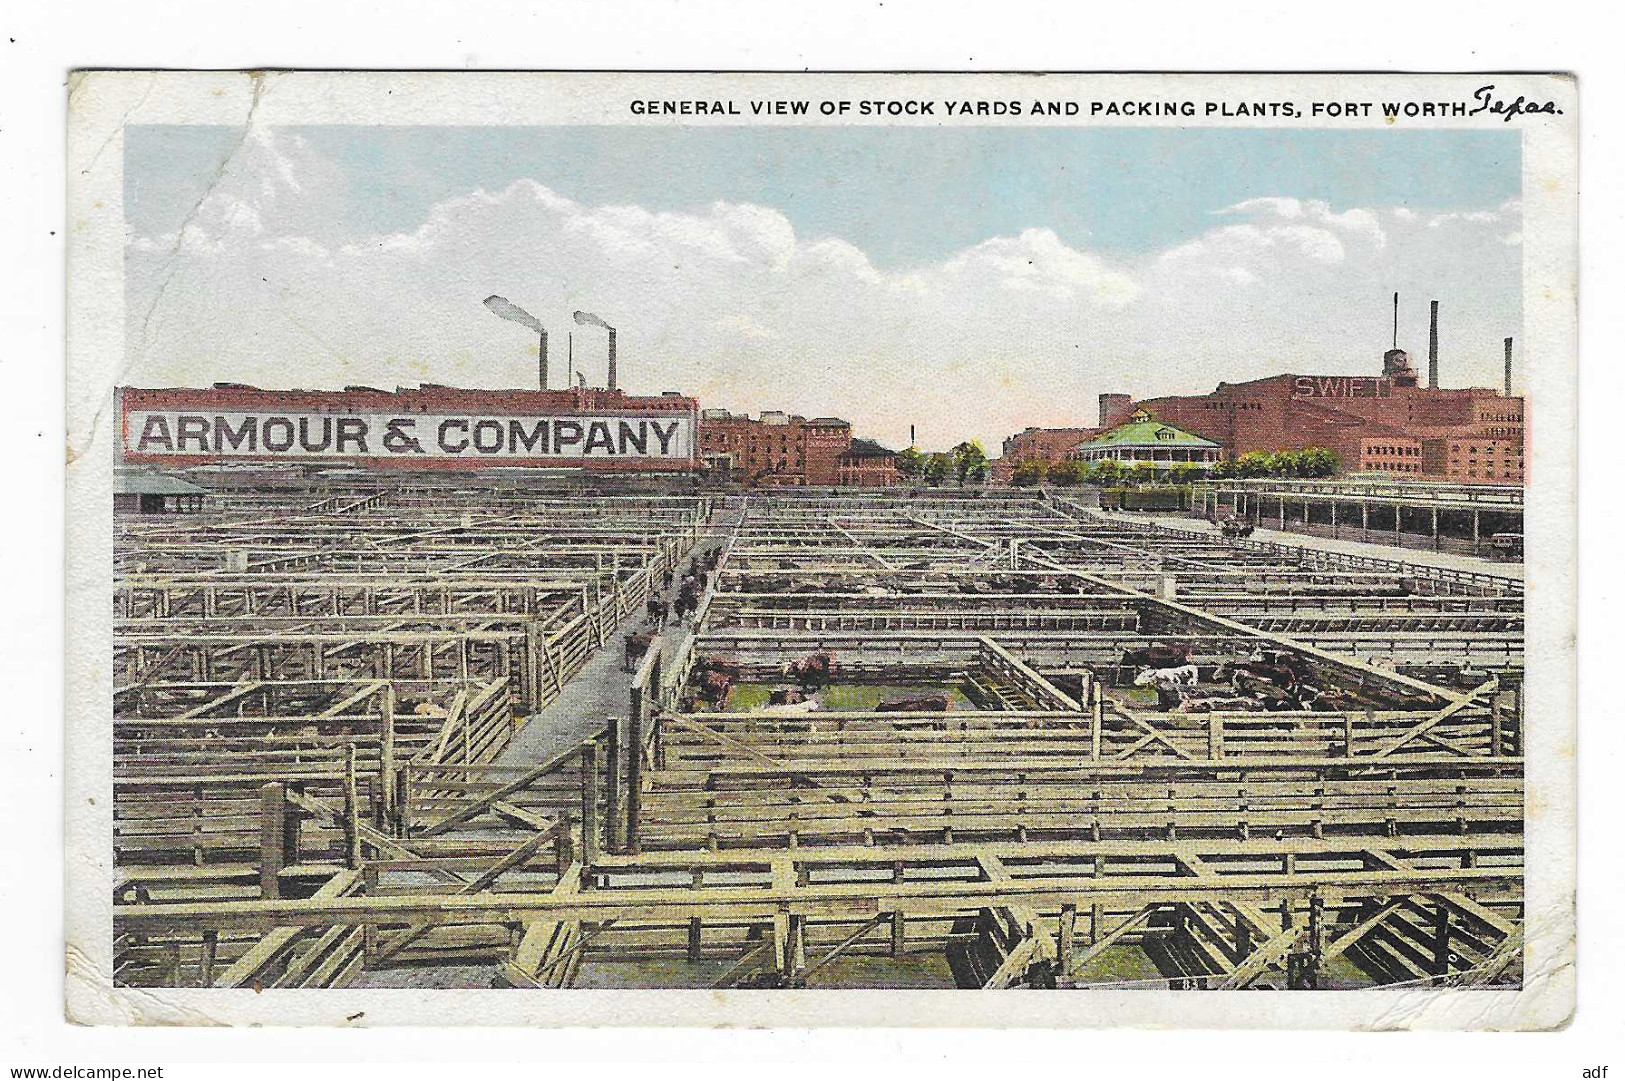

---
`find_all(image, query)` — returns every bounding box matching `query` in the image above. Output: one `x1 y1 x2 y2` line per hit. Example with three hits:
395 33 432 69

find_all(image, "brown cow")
623 632 655 672
784 651 835 690
697 670 732 707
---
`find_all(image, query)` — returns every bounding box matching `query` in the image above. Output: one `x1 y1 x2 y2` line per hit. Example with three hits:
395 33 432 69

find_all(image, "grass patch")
1074 944 1166 987
722 682 973 712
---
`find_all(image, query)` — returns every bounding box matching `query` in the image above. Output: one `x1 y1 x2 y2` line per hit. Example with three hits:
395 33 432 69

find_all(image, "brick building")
1128 347 1524 483
697 409 853 486
994 394 1142 480
1001 426 1102 465
836 438 901 488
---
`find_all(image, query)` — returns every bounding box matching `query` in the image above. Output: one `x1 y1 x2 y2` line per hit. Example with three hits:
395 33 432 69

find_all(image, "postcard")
65 70 1576 1028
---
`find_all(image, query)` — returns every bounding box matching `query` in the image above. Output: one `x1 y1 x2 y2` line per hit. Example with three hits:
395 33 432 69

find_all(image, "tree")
1011 458 1049 487
1226 446 1340 479
1301 447 1339 476
924 452 952 487
1090 458 1122 487
951 440 988 486
895 446 925 480
1234 451 1273 479
1047 459 1082 487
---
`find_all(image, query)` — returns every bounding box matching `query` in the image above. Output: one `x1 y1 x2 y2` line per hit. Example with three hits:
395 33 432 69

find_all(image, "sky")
123 124 1523 452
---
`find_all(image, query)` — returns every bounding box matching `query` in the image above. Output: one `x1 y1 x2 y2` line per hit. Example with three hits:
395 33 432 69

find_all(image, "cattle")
1133 664 1199 688
697 670 732 707
768 687 808 706
1290 684 1351 712
1251 647 1309 671
877 694 950 712
1214 652 1304 696
1134 663 1199 710
645 595 667 630
699 657 743 681
674 585 700 621
784 651 835 690
1117 642 1193 682
410 701 447 718
623 632 655 672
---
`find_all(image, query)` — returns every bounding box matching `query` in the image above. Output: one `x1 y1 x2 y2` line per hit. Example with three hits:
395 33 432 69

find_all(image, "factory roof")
115 471 208 496
1079 411 1220 450
841 438 896 460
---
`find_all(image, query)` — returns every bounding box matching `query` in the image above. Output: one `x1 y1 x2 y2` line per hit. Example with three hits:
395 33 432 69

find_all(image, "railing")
1064 504 1525 597
1193 478 1524 508
1229 534 1524 595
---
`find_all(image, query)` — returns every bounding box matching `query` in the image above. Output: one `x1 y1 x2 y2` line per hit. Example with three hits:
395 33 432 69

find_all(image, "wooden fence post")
1090 683 1103 761
524 622 543 714
342 744 361 869
580 739 599 867
259 781 293 899
627 684 644 854
379 683 396 824
1059 903 1077 976
604 715 623 854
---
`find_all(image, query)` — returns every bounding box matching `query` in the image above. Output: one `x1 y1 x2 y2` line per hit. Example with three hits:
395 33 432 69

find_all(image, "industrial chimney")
538 329 549 391
1099 393 1132 428
572 310 617 391
1428 300 1439 389
1504 337 1514 397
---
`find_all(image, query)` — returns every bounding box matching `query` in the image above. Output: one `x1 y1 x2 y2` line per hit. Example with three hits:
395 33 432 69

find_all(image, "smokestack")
1099 393 1132 428
572 310 616 390
1428 300 1439 388
482 295 550 389
1504 336 1514 397
910 424 916 447
1392 292 1399 349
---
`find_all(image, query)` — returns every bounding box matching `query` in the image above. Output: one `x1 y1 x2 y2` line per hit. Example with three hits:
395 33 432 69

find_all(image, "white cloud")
1217 197 1386 249
1427 199 1522 231
125 131 1523 453
937 228 1140 305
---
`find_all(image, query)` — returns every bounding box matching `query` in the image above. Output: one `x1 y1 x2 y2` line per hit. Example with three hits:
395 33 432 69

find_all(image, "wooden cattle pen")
112 484 1524 993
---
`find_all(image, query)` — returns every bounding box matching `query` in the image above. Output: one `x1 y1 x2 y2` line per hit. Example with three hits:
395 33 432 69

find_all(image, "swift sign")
1291 376 1395 400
